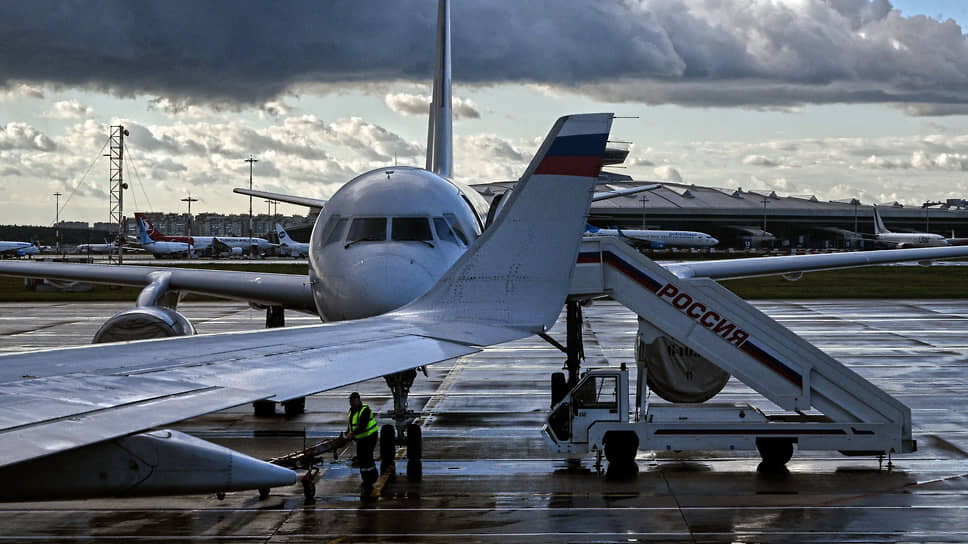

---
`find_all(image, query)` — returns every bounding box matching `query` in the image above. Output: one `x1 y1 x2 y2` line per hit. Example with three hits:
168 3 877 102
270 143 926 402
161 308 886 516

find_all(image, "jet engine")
634 317 730 403
93 306 196 344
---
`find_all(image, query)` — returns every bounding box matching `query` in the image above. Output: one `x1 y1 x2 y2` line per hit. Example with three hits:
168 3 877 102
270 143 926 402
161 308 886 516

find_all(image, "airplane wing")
665 246 968 280
592 183 662 202
0 261 317 312
0 114 614 493
233 187 327 209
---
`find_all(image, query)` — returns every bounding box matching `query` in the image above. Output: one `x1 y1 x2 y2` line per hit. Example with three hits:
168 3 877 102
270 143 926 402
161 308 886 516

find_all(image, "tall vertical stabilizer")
425 0 453 179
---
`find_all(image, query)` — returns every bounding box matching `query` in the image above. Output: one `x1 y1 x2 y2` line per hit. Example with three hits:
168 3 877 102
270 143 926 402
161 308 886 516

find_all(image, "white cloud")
385 93 481 119
48 99 93 119
0 123 56 151
653 165 683 182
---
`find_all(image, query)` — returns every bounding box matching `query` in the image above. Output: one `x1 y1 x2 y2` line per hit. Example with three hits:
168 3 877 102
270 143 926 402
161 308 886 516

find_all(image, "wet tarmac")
0 299 967 542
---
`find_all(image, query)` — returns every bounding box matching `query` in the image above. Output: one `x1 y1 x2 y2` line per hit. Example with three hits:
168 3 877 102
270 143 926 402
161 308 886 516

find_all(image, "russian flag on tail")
534 115 612 178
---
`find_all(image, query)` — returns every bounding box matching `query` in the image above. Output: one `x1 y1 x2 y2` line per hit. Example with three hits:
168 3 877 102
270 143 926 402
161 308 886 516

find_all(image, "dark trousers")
357 433 378 485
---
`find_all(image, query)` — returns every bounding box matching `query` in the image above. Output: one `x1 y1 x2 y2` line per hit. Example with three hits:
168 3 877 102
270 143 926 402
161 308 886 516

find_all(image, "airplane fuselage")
0 242 38 257
308 166 487 321
876 233 947 248
587 228 719 248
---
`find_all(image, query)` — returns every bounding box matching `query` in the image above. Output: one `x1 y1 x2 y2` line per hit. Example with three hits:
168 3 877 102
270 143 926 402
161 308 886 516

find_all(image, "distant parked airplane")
873 206 946 248
584 224 718 249
275 224 309 257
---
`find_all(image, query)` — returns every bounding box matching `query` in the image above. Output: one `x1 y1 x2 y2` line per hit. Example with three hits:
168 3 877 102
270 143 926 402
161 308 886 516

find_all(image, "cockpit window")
433 217 461 246
443 213 470 245
323 216 347 246
391 217 433 242
346 217 387 245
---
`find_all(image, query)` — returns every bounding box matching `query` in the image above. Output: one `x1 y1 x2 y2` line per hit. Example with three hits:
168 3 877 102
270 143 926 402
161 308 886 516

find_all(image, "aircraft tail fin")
136 217 153 246
275 223 290 243
406 113 613 331
425 0 452 178
135 213 164 241
873 205 892 235
585 223 600 233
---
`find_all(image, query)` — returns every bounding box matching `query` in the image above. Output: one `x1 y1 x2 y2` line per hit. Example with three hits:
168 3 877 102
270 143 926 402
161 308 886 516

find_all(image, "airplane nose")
709 237 719 246
345 253 437 318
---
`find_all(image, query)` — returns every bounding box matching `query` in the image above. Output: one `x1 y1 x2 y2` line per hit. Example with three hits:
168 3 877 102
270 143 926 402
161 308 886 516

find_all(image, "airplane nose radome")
349 254 437 318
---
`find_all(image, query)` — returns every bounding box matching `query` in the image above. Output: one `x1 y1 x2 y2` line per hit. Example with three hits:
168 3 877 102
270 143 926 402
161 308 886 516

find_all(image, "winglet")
405 113 614 332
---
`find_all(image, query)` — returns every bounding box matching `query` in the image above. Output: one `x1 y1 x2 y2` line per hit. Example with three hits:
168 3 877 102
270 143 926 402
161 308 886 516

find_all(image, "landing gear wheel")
604 431 639 465
216 492 226 501
406 423 423 482
252 400 275 417
406 459 423 482
258 487 270 500
282 397 305 417
406 423 422 460
756 438 794 470
551 372 567 407
380 424 397 475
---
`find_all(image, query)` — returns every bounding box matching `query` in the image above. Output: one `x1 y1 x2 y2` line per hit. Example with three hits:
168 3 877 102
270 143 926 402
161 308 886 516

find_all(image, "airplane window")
443 213 470 245
346 218 387 245
391 217 434 242
433 217 460 245
323 216 347 246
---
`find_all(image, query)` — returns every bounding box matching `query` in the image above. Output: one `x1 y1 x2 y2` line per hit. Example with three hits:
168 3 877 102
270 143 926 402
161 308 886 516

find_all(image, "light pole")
639 195 649 230
181 194 198 236
760 197 769 233
244 156 258 258
53 192 62 253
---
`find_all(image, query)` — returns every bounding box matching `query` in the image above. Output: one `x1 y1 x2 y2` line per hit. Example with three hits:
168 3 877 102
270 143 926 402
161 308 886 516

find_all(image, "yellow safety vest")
348 403 378 440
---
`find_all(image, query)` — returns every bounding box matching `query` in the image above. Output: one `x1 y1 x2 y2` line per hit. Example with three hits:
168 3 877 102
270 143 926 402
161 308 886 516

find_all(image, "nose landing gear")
383 369 424 482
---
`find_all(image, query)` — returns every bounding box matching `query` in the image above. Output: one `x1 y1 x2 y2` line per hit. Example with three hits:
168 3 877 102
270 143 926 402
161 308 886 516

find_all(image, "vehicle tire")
407 459 423 482
551 372 567 407
380 425 396 473
756 438 794 468
258 488 270 500
406 423 422 460
604 431 639 465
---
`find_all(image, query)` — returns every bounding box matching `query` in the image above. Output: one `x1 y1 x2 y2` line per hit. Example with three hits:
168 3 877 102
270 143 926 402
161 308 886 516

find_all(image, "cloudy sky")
2 0 968 225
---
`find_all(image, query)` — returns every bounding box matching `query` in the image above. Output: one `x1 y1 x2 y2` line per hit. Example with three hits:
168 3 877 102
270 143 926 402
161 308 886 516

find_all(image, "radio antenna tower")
107 125 129 264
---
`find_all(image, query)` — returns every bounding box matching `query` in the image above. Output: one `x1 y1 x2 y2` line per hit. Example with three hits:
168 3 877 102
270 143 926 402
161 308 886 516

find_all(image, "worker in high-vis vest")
345 391 379 489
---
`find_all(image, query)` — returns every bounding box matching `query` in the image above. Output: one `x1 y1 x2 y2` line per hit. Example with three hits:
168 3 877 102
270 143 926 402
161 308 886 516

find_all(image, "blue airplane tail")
136 217 152 245
585 223 600 233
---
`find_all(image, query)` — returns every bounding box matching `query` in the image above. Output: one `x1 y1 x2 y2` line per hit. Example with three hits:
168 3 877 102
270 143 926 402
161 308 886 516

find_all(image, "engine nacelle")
635 317 730 403
93 306 196 344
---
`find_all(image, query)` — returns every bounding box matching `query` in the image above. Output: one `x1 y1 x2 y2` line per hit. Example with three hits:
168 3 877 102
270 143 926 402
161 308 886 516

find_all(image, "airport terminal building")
478 179 968 250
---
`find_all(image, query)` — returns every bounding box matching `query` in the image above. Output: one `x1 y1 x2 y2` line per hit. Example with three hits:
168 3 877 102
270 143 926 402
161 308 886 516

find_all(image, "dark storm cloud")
2 1 968 112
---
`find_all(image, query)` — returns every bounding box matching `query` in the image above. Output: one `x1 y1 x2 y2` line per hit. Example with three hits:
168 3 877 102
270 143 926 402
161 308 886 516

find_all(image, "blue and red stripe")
535 133 609 177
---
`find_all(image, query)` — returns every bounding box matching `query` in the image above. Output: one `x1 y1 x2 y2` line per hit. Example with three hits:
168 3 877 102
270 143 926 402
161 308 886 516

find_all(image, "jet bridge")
548 237 913 466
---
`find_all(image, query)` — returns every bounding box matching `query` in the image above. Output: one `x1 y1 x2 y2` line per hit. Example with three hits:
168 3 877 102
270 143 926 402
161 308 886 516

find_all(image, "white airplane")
73 240 118 254
873 205 947 248
136 213 276 256
0 241 39 258
275 224 309 257
137 217 194 259
584 224 718 249
0 0 966 502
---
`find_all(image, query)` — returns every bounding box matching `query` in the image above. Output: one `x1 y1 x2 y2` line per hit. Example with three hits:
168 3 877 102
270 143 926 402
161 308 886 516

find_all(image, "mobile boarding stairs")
544 237 913 468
